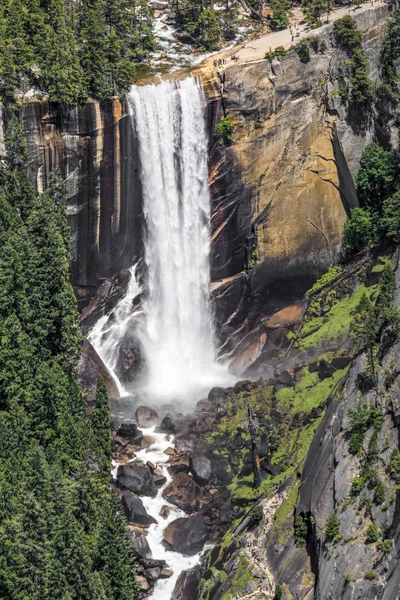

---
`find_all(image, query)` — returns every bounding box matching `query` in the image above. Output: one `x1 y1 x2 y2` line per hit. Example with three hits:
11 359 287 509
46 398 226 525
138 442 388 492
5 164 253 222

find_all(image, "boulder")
189 455 212 486
136 576 150 591
318 360 335 379
331 355 352 369
117 463 158 497
120 489 156 525
115 423 143 446
128 527 151 558
174 436 195 455
163 516 208 555
168 459 190 476
160 505 171 519
141 435 156 449
196 398 212 412
171 565 201 599
160 568 174 579
144 567 161 583
153 466 167 487
274 369 293 386
162 472 202 513
136 405 160 428
208 387 233 404
157 415 178 434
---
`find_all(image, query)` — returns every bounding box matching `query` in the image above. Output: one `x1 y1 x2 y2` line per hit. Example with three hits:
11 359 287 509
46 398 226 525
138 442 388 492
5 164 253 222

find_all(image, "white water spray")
89 78 231 600
127 78 229 401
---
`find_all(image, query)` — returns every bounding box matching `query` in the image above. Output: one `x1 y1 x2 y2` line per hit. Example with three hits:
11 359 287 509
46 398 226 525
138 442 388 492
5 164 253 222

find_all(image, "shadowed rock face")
17 99 143 312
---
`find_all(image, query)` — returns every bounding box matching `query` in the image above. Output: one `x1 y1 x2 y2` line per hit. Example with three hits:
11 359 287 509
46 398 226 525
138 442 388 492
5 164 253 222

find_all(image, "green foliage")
365 523 379 543
325 513 340 540
303 0 331 27
333 16 362 53
377 539 392 553
374 479 385 504
364 571 376 580
0 0 154 106
356 143 398 211
215 116 235 146
296 39 311 63
174 0 236 50
91 377 112 477
269 0 288 31
376 10 400 111
273 584 283 600
382 190 400 244
265 46 287 59
248 504 264 527
294 515 308 547
388 448 400 484
342 208 376 254
333 16 374 111
0 115 139 599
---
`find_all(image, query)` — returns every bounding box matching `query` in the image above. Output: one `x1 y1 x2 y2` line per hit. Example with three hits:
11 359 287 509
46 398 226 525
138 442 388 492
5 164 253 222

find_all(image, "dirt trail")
202 0 386 69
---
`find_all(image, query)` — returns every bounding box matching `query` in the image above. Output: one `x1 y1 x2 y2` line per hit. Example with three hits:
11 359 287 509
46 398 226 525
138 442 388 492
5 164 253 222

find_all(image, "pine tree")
41 0 84 104
91 376 112 477
79 0 112 99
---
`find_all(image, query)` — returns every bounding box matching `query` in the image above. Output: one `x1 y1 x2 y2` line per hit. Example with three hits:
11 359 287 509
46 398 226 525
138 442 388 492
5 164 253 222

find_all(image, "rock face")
117 463 158 497
162 472 202 513
120 489 155 525
163 516 208 555
204 3 390 365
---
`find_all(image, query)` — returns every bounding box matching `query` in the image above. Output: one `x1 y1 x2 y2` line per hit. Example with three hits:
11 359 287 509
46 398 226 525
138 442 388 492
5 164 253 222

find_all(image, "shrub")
382 190 400 243
294 515 308 547
273 584 283 600
215 116 234 146
269 0 288 31
342 208 376 255
333 16 362 53
377 539 392 553
388 448 400 483
374 480 386 505
296 39 310 63
351 476 366 495
364 571 376 580
365 523 379 543
266 45 287 59
249 503 264 527
325 513 340 540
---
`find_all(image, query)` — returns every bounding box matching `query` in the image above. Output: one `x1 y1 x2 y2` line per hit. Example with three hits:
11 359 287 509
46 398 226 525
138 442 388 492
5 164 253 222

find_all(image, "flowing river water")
89 77 232 598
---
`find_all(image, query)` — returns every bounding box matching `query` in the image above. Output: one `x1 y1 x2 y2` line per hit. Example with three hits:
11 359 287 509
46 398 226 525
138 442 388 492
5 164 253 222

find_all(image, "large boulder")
136 405 160 428
189 455 212 486
162 472 201 513
120 489 156 525
128 526 151 558
115 423 143 446
163 516 208 555
117 463 158 497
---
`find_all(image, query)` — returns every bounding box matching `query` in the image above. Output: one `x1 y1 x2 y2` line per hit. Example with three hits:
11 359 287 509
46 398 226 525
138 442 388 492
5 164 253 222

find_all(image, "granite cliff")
0 5 390 379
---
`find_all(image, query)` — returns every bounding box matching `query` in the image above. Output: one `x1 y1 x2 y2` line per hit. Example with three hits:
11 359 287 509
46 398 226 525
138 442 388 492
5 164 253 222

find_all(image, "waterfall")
125 78 229 401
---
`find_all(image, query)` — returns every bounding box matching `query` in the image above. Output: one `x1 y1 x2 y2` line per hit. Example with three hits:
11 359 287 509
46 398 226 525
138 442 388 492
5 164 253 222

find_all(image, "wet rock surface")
162 472 202 514
117 463 158 498
120 490 156 526
163 516 208 555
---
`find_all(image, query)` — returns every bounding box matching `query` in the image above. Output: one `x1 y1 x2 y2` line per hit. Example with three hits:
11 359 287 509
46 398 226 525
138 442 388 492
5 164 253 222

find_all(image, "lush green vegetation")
325 513 340 540
343 143 400 256
215 116 235 146
333 16 375 112
376 9 400 119
173 0 238 50
0 116 139 599
0 0 154 107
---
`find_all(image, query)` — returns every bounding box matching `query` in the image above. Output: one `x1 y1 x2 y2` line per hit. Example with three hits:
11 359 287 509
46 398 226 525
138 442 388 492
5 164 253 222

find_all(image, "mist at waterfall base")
89 78 233 600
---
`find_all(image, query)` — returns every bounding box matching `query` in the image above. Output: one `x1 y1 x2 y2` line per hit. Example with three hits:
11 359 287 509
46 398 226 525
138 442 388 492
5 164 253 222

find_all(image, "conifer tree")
91 376 112 477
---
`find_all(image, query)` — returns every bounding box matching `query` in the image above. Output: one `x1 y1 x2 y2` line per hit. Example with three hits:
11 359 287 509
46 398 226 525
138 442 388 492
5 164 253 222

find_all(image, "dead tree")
248 404 261 488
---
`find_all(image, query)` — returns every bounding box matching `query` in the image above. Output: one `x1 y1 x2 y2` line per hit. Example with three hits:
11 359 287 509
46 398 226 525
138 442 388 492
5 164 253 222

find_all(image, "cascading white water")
127 78 228 401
